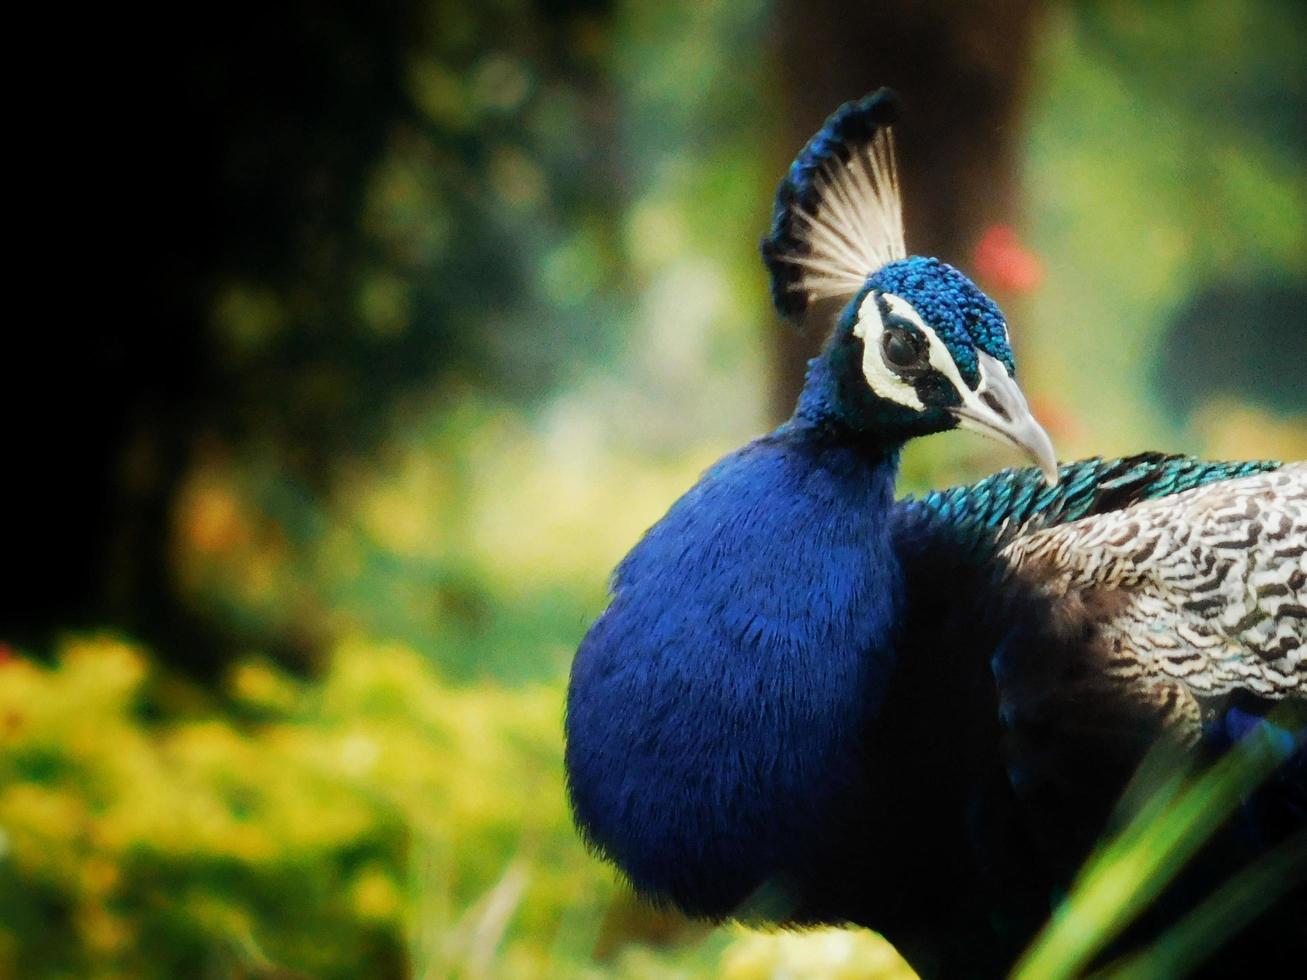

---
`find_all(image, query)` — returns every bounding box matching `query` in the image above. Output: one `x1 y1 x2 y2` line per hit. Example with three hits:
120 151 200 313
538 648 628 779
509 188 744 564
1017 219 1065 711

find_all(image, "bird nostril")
981 391 1010 420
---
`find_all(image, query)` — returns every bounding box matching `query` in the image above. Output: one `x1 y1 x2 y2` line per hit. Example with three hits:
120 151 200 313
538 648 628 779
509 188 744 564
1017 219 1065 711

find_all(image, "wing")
890 457 1307 960
1002 464 1307 736
991 465 1307 966
912 452 1281 543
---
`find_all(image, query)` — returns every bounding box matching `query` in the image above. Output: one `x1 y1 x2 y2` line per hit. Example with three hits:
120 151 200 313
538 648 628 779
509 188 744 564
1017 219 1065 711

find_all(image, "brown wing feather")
1002 464 1307 737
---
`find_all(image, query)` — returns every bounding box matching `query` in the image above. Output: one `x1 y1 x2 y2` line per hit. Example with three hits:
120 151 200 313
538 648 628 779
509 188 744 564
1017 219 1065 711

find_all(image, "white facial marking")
878 294 981 399
855 291 984 411
855 292 1026 421
852 291 923 410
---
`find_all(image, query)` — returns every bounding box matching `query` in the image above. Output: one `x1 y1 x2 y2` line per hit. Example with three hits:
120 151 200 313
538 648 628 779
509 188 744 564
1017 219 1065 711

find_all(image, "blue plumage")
567 406 901 917
914 453 1282 540
869 257 1013 382
564 89 1306 977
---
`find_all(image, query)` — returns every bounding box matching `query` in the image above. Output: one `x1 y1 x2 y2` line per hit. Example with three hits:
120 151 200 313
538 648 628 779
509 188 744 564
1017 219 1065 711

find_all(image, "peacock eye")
881 323 927 373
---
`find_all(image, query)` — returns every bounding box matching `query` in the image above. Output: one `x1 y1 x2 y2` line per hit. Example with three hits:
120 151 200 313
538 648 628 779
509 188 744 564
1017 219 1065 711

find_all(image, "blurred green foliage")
0 637 916 979
1023 0 1307 456
1014 712 1306 979
162 0 779 673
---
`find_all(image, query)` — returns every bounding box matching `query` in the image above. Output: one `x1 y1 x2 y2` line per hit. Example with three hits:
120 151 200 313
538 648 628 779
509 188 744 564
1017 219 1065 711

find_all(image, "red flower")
973 224 1043 295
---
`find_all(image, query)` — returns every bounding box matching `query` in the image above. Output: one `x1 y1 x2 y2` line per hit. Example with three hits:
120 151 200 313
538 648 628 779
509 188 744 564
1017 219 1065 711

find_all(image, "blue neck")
565 378 904 917
790 354 875 443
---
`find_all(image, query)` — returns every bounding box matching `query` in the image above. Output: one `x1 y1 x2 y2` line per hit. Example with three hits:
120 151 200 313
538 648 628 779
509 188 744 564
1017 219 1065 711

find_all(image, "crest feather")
761 89 907 321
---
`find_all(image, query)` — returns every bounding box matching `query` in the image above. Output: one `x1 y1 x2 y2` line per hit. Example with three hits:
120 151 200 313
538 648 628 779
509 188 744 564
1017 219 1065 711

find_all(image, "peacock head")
762 89 1058 482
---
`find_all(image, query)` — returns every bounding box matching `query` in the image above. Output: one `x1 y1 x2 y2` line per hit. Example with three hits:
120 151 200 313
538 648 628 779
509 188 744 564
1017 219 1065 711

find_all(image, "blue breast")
564 425 901 916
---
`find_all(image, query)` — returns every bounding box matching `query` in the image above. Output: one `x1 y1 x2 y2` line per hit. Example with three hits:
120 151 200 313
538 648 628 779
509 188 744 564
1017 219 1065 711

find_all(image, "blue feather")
566 397 901 916
869 257 1013 383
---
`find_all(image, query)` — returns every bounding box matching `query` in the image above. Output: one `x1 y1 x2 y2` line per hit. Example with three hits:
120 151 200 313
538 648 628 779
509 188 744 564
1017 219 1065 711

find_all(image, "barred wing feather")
1002 464 1307 729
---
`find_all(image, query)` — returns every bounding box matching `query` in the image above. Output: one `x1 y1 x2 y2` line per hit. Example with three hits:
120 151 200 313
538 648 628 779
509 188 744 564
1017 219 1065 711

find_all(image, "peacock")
563 89 1306 978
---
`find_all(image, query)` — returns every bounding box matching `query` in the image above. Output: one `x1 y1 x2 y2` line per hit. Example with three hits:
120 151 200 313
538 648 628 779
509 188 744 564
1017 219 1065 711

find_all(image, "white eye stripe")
852 291 1019 419
852 291 923 411
880 293 984 396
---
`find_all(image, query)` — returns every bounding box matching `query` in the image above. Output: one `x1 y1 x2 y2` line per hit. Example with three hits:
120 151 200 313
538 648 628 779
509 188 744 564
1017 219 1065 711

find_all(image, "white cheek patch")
852 292 924 411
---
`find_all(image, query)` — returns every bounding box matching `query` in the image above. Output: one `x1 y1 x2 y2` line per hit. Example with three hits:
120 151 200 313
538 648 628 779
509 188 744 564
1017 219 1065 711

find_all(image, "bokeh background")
4 0 1305 976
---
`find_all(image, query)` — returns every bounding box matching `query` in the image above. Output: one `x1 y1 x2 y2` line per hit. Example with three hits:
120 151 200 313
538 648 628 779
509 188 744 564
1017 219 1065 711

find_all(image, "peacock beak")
951 351 1059 485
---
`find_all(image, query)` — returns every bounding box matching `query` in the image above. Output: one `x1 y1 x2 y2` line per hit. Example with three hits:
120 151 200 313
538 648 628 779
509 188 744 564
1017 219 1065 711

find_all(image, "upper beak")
951 351 1059 485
